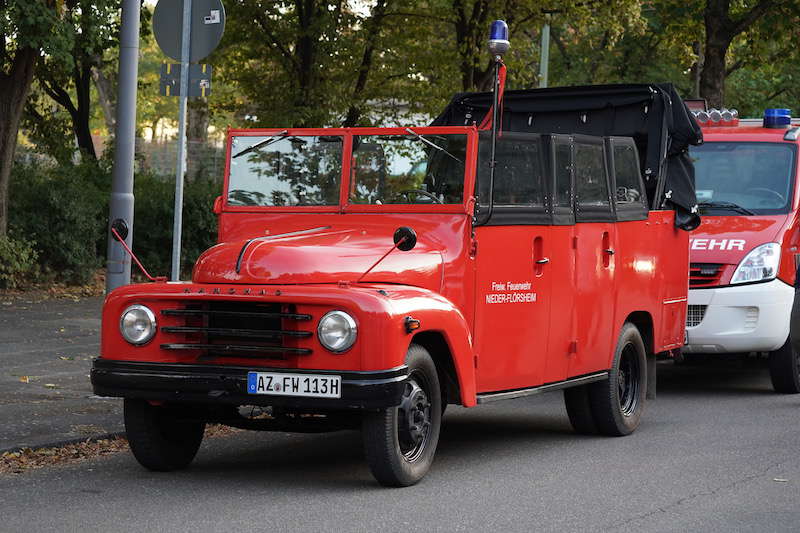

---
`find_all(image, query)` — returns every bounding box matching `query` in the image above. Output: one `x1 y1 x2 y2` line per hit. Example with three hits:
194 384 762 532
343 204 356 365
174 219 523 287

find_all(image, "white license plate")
247 372 341 399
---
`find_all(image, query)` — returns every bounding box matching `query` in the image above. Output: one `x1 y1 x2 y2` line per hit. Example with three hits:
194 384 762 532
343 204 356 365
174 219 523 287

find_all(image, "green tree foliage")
28 0 121 161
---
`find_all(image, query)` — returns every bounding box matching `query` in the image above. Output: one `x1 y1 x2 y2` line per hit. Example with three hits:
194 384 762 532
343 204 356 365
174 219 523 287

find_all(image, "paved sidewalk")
0 294 123 452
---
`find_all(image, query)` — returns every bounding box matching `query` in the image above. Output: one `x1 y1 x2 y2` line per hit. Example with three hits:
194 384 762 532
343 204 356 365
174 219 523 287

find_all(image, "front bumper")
684 279 794 353
91 359 408 410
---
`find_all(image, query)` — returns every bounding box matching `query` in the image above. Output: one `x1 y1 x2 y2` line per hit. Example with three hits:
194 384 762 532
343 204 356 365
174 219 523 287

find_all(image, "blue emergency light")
763 108 791 129
488 20 509 57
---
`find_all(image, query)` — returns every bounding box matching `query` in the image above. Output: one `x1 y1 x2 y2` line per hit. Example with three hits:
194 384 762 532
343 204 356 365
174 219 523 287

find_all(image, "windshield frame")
222 126 478 214
690 139 799 216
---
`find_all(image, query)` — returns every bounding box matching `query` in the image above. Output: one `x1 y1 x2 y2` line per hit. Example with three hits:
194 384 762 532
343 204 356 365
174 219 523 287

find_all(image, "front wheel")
588 322 647 436
768 337 800 394
124 399 205 471
362 344 442 487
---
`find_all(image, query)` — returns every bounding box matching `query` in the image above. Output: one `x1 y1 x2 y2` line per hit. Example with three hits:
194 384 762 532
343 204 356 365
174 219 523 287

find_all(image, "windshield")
227 135 343 207
349 134 467 205
690 142 796 215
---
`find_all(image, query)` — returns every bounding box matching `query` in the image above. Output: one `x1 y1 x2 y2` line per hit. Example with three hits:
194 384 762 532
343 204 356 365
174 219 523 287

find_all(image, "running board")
476 372 609 404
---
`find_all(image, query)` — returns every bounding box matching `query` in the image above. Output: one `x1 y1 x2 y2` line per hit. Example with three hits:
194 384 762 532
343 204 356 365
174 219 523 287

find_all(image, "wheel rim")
397 370 432 461
618 343 640 416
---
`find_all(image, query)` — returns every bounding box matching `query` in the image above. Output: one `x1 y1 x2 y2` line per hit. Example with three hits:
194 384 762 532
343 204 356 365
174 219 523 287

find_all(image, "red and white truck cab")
685 108 800 393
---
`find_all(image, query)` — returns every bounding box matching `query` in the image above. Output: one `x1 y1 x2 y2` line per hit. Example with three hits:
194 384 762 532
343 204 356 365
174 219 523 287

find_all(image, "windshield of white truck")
227 135 343 206
690 142 796 215
349 134 467 205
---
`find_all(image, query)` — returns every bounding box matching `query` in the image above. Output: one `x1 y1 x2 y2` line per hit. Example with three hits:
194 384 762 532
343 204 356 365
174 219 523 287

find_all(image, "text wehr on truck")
92 22 700 486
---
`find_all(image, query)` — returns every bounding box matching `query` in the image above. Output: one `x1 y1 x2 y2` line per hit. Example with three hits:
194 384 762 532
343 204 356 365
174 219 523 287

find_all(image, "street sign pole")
171 0 193 281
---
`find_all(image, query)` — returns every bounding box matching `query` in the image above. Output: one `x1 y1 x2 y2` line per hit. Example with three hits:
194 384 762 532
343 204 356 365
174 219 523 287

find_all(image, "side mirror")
393 226 417 251
213 195 223 214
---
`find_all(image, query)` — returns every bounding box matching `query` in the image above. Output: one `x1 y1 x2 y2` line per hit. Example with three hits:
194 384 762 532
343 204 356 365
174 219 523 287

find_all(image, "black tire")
362 344 442 487
124 399 205 471
588 322 647 436
564 385 598 435
769 337 800 394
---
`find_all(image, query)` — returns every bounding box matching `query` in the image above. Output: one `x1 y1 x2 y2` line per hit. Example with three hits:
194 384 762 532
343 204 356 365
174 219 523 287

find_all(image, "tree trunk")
73 64 97 160
0 48 38 238
700 0 775 109
700 39 729 109
453 0 491 92
92 64 116 134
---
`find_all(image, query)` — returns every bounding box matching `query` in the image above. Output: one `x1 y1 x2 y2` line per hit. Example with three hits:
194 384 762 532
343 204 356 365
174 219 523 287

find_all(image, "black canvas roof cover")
431 83 702 230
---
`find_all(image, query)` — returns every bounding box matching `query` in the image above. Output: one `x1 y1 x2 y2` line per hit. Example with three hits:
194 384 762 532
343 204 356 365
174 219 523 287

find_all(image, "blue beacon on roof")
763 108 791 128
488 20 509 57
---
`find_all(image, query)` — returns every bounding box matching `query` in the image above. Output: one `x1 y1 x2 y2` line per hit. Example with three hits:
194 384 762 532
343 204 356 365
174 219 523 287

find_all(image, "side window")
478 134 544 207
613 143 646 206
574 142 609 207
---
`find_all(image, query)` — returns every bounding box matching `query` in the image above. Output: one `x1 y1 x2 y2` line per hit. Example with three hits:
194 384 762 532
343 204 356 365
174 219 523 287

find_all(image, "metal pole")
106 0 141 292
538 20 550 88
481 58 501 225
171 0 192 281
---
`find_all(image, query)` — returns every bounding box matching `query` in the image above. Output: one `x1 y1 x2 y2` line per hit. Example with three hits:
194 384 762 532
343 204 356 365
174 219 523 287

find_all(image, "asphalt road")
1 358 798 532
0 296 122 451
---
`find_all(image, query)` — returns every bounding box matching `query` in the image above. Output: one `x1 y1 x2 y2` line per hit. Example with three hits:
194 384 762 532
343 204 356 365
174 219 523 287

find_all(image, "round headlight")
317 310 357 353
120 304 157 345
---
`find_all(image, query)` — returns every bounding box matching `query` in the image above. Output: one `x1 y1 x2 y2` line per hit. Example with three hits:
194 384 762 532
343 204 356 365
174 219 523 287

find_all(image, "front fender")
370 284 477 407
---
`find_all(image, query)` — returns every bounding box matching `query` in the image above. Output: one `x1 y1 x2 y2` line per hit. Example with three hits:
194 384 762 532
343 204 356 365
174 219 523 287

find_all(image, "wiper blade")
404 128 462 164
698 201 756 216
232 130 288 159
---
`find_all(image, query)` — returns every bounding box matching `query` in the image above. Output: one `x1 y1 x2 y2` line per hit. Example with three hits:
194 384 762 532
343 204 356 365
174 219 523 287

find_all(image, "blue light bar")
488 20 509 57
764 108 791 129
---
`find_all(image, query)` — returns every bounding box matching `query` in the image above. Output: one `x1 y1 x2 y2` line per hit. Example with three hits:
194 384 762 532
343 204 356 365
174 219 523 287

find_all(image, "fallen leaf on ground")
58 356 74 361
0 425 239 476
44 383 57 389
19 376 29 383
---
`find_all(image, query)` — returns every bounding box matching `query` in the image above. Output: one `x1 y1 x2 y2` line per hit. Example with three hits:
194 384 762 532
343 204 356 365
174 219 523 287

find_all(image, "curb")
0 432 127 456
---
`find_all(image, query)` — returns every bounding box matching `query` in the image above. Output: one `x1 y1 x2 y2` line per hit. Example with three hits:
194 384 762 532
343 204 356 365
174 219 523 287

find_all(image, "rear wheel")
124 399 205 471
768 337 800 394
362 344 442 487
588 322 647 436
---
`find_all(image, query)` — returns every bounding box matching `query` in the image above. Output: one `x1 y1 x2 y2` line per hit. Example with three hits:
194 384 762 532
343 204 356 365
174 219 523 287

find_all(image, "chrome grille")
160 301 313 359
686 305 707 328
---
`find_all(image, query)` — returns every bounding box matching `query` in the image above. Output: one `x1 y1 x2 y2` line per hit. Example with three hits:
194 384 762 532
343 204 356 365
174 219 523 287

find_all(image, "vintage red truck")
92 82 699 486
684 107 800 393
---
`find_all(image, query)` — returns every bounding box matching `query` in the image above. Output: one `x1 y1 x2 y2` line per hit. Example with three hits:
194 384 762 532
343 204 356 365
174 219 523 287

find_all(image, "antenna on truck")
475 20 509 226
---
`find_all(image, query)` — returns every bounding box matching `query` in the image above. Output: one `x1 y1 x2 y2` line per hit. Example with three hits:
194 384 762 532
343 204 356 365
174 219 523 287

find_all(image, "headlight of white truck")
731 243 781 284
119 304 157 345
318 310 357 352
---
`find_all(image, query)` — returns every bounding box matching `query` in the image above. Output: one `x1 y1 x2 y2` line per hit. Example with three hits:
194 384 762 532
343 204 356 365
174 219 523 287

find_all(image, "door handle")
603 249 615 255
535 257 550 264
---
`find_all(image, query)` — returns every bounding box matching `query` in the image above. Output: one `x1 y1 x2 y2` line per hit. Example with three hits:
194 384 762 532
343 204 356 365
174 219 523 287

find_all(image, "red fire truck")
92 82 698 486
685 107 800 393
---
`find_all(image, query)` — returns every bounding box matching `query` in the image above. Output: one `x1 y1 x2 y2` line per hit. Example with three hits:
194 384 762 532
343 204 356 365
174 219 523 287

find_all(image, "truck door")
570 136 618 376
473 133 554 393
542 136 577 384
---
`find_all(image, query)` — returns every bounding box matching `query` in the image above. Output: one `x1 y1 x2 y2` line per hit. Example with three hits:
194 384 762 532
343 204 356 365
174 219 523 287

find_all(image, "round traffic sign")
153 0 226 63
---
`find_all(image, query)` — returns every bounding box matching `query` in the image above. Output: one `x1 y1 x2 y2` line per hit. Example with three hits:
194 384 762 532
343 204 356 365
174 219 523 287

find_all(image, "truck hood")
689 214 790 264
192 227 443 291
